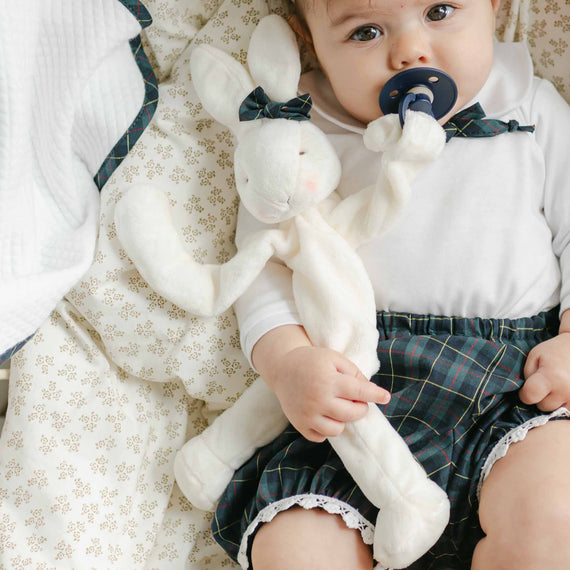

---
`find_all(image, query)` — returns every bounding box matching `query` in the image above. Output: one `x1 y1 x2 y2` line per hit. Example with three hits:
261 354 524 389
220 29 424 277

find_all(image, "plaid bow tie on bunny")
239 86 312 121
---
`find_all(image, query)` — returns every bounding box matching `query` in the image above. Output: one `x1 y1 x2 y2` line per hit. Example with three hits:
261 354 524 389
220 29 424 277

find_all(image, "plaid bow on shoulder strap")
443 103 535 142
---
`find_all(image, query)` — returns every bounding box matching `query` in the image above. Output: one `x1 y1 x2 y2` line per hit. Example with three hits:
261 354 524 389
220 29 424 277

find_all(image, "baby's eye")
349 25 382 42
426 4 454 21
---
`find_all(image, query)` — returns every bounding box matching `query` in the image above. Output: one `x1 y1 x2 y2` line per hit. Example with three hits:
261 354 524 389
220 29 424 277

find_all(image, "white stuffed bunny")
115 15 449 569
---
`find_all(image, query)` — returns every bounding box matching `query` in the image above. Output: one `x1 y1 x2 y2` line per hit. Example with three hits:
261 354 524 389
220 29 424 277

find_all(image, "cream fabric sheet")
0 0 568 568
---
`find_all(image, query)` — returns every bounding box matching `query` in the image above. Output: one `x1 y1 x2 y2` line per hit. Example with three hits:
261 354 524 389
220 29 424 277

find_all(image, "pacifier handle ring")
379 68 458 126
398 92 434 126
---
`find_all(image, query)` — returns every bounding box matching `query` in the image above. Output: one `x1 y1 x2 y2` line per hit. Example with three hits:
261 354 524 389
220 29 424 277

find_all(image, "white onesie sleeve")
532 78 570 316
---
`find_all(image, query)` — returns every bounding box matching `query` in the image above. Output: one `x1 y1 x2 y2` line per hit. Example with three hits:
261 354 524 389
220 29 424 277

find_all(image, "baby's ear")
190 44 254 133
247 15 301 102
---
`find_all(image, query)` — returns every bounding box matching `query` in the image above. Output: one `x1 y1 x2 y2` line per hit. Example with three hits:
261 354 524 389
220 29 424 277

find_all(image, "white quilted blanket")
0 0 146 357
0 0 568 568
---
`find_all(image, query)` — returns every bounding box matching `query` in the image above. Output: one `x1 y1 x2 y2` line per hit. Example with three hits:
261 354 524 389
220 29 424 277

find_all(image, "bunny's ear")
190 44 255 133
247 15 301 102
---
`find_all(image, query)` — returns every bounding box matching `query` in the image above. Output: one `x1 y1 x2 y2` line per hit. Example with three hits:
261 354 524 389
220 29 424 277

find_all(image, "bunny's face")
234 119 341 224
190 15 342 225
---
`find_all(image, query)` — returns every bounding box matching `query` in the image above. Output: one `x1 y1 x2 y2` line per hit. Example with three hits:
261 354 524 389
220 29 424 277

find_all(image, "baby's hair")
286 0 316 54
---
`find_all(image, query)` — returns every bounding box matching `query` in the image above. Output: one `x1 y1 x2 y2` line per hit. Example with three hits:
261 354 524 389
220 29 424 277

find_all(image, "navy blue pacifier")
379 68 457 127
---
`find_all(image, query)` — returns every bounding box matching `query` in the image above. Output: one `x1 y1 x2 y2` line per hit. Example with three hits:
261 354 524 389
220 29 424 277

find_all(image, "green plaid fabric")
213 308 561 569
443 103 535 142
239 87 312 122
94 0 158 190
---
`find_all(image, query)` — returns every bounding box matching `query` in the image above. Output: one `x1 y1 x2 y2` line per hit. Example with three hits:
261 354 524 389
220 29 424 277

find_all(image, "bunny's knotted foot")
372 478 450 569
174 436 234 512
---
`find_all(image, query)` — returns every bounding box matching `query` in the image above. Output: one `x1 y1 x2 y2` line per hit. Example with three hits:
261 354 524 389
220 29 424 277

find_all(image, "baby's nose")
389 29 431 70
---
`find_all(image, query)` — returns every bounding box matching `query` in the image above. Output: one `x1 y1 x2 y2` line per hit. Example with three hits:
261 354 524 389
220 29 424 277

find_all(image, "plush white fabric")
0 0 145 355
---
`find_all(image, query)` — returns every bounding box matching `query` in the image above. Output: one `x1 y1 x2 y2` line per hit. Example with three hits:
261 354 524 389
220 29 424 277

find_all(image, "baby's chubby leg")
251 507 374 570
472 420 570 569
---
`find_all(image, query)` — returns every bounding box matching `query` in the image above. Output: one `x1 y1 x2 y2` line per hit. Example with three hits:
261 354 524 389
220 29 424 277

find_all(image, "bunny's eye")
299 151 306 156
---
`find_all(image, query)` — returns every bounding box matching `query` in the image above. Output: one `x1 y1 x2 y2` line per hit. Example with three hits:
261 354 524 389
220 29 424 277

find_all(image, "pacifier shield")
379 68 457 120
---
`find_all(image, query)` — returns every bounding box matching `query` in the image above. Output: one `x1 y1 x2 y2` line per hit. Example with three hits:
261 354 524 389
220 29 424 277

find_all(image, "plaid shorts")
212 308 564 569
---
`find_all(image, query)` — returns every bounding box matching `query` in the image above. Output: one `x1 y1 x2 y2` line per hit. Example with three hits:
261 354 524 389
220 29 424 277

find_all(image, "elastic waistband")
377 307 560 342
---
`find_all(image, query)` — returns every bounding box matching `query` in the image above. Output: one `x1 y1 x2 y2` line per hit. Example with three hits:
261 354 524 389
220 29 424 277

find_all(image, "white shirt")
234 42 570 363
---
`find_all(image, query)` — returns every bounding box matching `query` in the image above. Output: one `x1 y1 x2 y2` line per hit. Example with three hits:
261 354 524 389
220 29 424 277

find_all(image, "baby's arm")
520 309 570 411
520 81 570 411
252 324 390 442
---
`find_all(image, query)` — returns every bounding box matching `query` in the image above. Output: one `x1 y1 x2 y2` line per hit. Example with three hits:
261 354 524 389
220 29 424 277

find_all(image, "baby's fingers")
520 370 551 406
535 393 569 412
342 376 391 406
334 355 370 383
326 398 370 423
304 428 327 443
307 417 346 441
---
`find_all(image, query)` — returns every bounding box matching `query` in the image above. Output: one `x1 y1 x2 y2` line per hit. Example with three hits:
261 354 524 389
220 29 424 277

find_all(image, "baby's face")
301 0 500 124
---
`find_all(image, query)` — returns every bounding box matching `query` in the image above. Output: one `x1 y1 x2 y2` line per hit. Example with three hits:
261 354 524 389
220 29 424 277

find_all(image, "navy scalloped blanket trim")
94 0 158 190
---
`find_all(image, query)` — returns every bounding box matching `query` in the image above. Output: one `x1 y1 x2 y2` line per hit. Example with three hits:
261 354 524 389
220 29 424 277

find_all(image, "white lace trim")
237 493 376 569
477 406 570 498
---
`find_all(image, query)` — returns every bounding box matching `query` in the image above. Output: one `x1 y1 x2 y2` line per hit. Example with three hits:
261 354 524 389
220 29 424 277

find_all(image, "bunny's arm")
115 184 285 317
324 111 446 248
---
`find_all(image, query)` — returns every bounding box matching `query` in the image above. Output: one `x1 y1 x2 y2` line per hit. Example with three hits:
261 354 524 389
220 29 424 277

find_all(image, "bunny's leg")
328 405 450 569
174 378 289 512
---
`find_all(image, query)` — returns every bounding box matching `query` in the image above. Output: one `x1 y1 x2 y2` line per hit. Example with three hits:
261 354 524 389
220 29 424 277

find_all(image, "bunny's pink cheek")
305 179 318 194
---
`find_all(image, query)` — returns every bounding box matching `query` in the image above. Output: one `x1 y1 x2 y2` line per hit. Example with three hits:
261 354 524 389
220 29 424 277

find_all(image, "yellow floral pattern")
498 0 570 100
0 0 568 568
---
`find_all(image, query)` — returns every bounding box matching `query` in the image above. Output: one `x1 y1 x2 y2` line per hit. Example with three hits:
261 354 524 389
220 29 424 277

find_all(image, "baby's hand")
520 332 570 411
269 345 391 443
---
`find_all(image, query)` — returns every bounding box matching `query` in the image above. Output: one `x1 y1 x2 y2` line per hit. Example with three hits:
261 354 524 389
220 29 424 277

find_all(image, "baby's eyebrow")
326 0 390 27
327 7 380 27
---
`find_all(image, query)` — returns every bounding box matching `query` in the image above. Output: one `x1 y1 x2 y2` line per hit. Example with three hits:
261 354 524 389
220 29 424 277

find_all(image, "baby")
211 0 570 568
